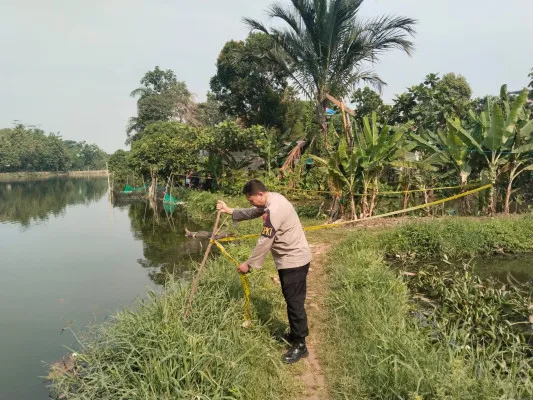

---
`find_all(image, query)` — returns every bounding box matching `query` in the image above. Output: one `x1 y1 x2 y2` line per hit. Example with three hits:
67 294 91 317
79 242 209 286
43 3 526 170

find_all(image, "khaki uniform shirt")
232 192 312 270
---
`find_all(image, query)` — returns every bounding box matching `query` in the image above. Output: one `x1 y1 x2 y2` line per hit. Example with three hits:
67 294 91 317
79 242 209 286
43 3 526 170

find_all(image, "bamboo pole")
184 210 222 318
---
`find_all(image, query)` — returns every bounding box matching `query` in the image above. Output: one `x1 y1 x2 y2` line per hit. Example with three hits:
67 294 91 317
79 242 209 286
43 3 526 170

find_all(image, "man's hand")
216 200 233 215
237 262 250 274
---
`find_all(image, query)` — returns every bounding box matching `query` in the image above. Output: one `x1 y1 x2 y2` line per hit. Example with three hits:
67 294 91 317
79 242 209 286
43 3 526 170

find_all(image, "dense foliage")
0 124 108 172
115 0 531 216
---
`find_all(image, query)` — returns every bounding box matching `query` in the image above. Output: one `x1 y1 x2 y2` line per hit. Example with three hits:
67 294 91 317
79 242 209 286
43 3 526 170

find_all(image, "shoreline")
0 170 108 182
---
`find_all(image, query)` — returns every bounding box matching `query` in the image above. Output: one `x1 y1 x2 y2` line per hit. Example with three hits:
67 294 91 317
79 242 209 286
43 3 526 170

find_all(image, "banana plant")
411 119 474 213
449 86 530 214
411 120 472 188
312 138 359 220
313 113 414 220
502 111 533 214
355 113 414 217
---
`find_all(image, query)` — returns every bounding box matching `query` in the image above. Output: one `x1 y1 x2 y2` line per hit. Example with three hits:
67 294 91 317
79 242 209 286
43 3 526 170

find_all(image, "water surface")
0 178 206 399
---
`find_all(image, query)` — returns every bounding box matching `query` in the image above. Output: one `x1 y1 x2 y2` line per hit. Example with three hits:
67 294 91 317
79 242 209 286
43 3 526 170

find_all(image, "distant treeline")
0 124 108 172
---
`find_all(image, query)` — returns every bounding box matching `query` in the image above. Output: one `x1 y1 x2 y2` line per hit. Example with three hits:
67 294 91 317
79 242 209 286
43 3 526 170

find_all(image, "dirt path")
293 216 441 398
297 241 331 400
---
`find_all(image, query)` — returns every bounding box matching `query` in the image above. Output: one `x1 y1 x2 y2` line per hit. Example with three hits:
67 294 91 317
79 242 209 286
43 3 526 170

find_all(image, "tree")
64 141 108 170
127 67 197 143
210 33 289 129
196 93 226 127
390 73 473 131
244 0 416 143
350 87 392 125
411 120 475 213
129 122 202 198
0 124 105 172
130 66 179 98
108 150 132 183
312 113 414 219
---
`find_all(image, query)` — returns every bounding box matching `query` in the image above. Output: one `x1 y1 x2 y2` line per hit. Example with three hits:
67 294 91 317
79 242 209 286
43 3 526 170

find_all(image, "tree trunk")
350 190 357 221
149 169 157 200
424 189 430 217
316 97 328 150
403 191 409 215
460 176 471 215
361 186 368 219
504 179 513 215
328 195 340 223
488 167 496 215
369 187 378 217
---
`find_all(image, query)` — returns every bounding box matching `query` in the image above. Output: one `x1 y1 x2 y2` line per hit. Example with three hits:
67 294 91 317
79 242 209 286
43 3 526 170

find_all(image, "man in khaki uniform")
217 180 312 364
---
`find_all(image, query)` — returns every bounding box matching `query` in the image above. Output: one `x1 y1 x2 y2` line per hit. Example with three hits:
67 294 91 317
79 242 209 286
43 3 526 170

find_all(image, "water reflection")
0 177 211 285
472 254 533 283
0 177 212 399
0 178 108 226
116 199 210 285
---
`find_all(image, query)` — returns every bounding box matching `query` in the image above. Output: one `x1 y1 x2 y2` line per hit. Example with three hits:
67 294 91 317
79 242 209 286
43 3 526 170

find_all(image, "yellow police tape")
279 182 484 196
212 239 253 324
217 184 492 243
214 183 491 324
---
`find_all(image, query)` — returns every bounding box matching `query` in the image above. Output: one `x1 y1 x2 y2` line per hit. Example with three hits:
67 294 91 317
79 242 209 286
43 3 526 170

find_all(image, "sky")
1 0 532 153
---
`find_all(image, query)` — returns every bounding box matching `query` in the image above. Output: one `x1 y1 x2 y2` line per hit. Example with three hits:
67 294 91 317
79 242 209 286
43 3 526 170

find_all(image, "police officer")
217 180 312 363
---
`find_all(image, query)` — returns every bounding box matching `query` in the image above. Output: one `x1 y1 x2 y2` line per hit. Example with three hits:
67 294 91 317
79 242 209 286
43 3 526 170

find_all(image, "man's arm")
216 200 264 222
232 207 264 222
247 208 279 269
247 236 275 269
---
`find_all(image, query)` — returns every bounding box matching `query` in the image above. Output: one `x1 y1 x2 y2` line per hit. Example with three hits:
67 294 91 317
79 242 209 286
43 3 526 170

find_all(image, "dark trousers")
278 263 310 342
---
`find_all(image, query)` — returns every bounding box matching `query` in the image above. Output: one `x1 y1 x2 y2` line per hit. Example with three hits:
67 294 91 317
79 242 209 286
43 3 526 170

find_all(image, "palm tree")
244 0 416 144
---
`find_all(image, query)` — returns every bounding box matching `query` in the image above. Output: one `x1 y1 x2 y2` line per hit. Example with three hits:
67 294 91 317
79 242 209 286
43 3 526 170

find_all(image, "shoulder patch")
261 209 276 238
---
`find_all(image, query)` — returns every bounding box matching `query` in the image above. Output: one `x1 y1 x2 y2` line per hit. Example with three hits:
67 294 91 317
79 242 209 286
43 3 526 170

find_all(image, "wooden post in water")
184 210 222 318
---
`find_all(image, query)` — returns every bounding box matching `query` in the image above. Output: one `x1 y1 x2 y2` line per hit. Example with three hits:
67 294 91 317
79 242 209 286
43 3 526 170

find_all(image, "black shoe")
282 342 308 364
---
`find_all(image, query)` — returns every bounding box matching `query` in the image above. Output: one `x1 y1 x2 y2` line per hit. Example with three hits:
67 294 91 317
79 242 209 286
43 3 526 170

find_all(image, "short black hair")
242 180 267 196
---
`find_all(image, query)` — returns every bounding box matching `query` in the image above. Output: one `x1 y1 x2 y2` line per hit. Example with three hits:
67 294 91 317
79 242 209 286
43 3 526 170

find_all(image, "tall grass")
48 252 299 400
322 216 533 399
379 215 533 260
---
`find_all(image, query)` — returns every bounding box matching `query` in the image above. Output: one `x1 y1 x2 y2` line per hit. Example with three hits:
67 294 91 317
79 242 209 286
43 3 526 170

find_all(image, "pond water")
472 253 533 283
402 253 533 284
0 178 207 400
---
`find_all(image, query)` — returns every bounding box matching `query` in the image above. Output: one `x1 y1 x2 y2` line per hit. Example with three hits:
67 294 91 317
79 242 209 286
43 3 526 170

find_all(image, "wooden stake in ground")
184 210 222 318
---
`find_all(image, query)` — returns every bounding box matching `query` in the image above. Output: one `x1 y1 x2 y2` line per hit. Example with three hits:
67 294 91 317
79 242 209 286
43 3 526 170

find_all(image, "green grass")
379 215 533 260
48 243 301 400
321 215 533 399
